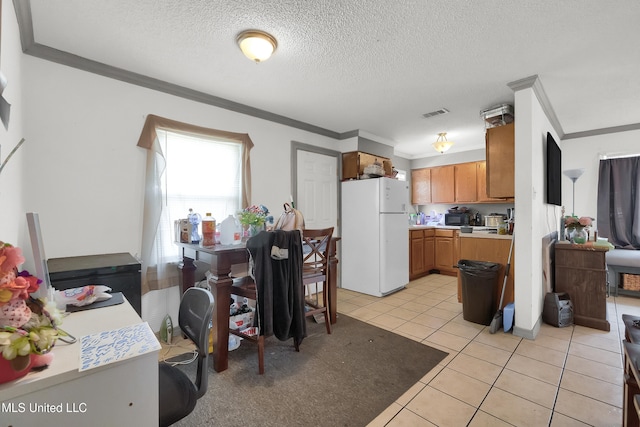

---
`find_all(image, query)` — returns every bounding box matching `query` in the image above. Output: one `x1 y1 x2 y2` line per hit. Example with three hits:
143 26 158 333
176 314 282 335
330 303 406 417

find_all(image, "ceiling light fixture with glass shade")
433 132 454 153
237 30 278 63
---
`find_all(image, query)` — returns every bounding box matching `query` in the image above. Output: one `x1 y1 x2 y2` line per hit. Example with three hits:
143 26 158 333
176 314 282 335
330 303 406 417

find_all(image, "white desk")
0 298 159 426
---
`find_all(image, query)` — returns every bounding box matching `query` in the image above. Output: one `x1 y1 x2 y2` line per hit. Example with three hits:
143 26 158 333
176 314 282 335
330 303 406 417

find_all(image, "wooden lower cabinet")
434 229 459 276
425 234 435 272
410 230 426 279
409 229 435 280
554 244 610 331
457 236 515 308
435 237 454 272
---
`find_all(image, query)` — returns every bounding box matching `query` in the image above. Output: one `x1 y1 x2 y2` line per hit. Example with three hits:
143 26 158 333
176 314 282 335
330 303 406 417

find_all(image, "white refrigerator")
341 177 409 297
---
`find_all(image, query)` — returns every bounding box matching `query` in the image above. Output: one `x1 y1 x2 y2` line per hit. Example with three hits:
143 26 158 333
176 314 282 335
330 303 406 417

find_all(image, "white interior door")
296 150 338 233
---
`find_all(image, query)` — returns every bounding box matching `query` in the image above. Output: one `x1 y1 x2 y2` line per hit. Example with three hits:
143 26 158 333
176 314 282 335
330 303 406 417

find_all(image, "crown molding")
508 75 564 139
12 0 341 140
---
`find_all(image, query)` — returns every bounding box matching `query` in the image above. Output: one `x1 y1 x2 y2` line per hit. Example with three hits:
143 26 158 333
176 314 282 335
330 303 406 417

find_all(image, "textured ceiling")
23 0 640 158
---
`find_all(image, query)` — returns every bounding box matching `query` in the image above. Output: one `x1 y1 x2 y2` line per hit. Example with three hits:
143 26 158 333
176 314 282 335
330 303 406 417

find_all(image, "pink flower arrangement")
565 216 593 230
0 242 63 364
0 245 40 306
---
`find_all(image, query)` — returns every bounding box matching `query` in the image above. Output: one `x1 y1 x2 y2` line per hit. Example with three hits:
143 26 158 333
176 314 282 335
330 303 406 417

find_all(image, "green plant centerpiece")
238 205 273 236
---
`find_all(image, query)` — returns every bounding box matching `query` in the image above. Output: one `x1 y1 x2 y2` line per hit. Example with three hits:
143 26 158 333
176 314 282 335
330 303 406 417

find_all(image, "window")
137 114 254 292
158 130 244 256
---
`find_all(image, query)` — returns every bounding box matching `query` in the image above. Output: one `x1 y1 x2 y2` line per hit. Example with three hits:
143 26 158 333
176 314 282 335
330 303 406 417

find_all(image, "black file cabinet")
48 253 142 316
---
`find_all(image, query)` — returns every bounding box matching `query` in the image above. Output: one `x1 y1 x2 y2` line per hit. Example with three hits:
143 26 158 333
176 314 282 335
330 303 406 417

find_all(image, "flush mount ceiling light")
236 30 278 63
432 132 454 154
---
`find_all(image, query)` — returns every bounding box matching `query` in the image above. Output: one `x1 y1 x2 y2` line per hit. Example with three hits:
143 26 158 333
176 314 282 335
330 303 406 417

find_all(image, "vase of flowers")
0 242 64 384
238 205 273 237
564 216 593 244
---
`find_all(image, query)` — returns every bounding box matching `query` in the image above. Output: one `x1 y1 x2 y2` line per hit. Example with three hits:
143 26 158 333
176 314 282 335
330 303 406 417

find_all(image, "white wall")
21 56 341 261
512 87 563 339
561 129 640 225
4 0 413 329
0 0 26 245
511 89 640 338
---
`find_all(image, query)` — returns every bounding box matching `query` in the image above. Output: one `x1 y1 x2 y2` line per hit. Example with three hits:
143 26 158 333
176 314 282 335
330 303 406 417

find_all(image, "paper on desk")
79 322 161 372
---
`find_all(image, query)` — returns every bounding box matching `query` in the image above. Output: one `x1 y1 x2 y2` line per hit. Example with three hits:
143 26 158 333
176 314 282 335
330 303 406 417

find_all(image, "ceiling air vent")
422 108 450 119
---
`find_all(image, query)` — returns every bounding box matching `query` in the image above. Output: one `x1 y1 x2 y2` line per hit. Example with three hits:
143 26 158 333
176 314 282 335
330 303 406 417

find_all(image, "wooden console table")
555 243 610 331
176 237 339 373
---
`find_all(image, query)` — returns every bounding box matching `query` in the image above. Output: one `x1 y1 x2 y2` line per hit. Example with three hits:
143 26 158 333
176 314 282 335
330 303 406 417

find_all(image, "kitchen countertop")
409 225 513 240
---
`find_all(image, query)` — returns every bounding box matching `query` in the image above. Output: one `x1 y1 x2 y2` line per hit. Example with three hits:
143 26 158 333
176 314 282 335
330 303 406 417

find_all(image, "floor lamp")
563 168 585 216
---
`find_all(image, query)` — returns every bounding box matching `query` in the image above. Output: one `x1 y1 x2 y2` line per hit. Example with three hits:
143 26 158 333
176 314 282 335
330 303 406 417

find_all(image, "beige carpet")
168 314 448 427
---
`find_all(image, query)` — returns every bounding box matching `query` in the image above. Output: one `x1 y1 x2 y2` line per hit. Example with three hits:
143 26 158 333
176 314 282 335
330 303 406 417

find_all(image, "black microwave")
444 213 471 226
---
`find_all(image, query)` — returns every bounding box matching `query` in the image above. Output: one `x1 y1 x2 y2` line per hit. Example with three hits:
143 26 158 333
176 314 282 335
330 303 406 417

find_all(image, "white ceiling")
18 0 640 159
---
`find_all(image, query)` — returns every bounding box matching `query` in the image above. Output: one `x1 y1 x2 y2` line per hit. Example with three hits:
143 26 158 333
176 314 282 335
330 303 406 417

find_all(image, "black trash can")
458 260 501 325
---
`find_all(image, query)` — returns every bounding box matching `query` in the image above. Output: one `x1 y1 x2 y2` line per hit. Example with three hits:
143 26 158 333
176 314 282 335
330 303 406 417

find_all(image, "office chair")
159 287 214 427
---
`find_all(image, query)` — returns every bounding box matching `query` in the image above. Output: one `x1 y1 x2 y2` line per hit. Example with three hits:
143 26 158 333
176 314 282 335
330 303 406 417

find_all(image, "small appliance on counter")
445 207 471 226
484 214 506 227
445 213 471 226
474 212 483 226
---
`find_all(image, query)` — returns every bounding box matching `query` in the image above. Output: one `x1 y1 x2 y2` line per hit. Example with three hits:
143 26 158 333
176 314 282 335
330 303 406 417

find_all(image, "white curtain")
137 115 254 293
139 130 179 293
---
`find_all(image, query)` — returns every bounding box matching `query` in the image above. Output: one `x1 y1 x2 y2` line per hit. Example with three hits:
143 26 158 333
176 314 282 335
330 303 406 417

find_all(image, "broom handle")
498 228 515 309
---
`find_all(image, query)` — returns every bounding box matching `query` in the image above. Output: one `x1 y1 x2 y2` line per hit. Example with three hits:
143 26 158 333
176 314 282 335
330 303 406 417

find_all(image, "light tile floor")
335 274 635 427
159 273 637 426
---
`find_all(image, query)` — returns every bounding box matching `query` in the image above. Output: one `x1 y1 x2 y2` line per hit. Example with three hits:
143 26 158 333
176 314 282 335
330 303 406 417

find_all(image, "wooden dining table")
175 236 339 373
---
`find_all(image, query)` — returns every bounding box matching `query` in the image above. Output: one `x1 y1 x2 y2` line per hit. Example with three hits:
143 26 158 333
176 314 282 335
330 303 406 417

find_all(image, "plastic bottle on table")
220 215 238 245
202 213 216 247
187 208 201 243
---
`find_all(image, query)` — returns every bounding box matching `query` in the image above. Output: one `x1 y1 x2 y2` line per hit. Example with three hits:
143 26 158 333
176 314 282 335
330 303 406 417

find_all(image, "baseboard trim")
512 315 542 340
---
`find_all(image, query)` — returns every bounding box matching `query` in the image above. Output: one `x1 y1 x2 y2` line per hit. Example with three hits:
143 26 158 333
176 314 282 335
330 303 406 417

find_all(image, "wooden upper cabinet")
454 162 477 202
342 151 392 180
486 122 515 198
411 159 514 205
431 165 455 203
411 168 431 204
476 161 506 202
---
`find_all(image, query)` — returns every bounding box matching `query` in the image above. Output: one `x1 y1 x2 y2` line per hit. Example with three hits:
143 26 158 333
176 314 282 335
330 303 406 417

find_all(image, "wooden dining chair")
301 227 334 335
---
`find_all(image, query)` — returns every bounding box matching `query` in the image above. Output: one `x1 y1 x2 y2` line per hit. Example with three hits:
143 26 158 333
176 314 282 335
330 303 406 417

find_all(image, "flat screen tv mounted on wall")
546 132 562 206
